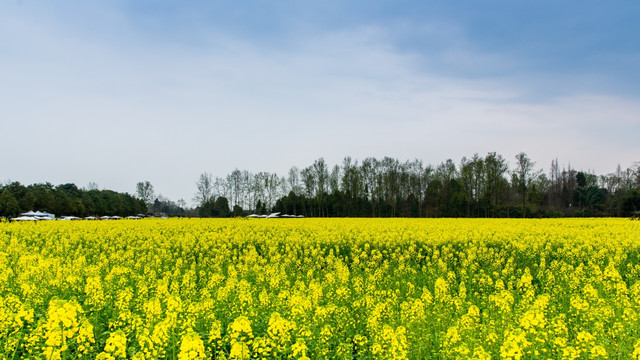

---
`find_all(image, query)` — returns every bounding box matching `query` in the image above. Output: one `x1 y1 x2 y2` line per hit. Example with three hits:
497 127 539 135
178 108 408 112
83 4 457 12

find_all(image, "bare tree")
511 152 540 217
265 173 281 210
279 176 289 200
193 172 214 206
248 173 262 211
228 169 243 208
633 162 640 188
241 170 252 210
212 177 228 199
177 198 187 209
329 164 341 194
287 166 302 195
361 157 379 216
435 159 457 184
313 158 329 196
549 158 561 211
460 157 475 216
136 181 155 208
418 163 434 217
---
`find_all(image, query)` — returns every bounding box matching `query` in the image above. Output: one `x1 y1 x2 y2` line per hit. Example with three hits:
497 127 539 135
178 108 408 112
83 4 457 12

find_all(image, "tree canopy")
2 152 638 219
194 153 640 218
0 183 147 218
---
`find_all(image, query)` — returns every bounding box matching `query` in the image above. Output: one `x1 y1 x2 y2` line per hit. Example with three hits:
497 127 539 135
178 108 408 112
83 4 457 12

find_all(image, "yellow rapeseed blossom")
97 330 127 359
42 299 84 359
500 328 531 360
178 329 206 360
1 218 640 359
632 339 640 360
291 338 310 360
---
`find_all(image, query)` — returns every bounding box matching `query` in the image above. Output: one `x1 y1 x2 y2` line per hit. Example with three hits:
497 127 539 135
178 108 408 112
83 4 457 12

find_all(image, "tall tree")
361 158 379 216
300 166 316 216
264 173 281 211
136 181 155 208
227 169 244 209
549 158 561 211
484 153 508 217
460 157 475 217
193 173 214 207
313 158 329 205
288 166 302 196
329 165 341 194
512 152 540 217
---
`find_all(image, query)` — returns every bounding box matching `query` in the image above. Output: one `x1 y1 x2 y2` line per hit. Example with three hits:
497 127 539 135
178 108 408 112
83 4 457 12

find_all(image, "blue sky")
1 1 639 204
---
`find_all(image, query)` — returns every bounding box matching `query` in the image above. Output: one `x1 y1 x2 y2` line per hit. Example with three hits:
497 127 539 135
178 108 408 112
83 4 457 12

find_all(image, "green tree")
460 154 485 216
214 197 230 217
136 181 155 208
232 204 244 217
512 152 540 217
484 152 509 217
0 190 20 217
29 183 55 212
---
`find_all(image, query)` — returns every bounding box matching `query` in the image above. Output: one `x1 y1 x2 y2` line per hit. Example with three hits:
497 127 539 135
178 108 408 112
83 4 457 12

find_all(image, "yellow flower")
178 329 207 360
500 328 530 360
228 316 254 345
434 277 449 300
291 338 310 360
371 325 408 360
472 345 491 360
102 330 127 359
632 339 640 360
229 341 251 359
520 309 546 332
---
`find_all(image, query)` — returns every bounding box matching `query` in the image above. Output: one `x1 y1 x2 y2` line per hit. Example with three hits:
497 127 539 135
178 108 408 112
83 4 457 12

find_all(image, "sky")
1 1 639 205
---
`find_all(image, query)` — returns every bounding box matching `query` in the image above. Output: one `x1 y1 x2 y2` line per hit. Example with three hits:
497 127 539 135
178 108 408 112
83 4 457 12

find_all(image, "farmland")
1 218 640 359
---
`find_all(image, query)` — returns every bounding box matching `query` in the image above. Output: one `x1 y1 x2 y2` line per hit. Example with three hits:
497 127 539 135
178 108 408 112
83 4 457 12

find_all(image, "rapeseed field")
1 218 640 359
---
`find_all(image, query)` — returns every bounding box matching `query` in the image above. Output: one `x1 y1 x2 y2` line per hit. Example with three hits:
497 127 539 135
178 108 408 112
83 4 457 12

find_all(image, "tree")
361 158 379 216
250 173 265 212
29 183 55 213
264 173 282 211
512 152 540 217
136 181 155 208
214 197 231 217
232 204 244 217
576 172 587 188
193 172 214 207
0 190 20 217
460 156 475 216
287 167 302 196
198 199 215 218
329 165 341 194
622 189 640 216
341 157 365 216
177 198 187 209
227 169 244 209
549 158 561 212
485 152 508 216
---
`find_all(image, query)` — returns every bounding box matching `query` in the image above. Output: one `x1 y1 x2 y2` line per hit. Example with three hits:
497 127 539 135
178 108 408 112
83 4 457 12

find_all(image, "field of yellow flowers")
1 218 640 359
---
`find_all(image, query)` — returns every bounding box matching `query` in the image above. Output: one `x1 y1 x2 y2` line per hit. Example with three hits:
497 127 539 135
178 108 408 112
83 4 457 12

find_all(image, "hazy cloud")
1 2 638 204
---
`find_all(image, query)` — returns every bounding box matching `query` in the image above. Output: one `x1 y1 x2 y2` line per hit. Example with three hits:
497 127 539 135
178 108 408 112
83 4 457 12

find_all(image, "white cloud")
1 5 638 203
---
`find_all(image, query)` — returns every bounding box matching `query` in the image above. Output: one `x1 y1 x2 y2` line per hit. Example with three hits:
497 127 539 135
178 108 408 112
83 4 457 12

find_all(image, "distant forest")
0 183 149 218
2 152 640 218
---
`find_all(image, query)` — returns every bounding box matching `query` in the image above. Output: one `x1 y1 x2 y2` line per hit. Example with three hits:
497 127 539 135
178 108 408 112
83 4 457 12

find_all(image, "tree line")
0 182 147 218
193 152 640 218
2 152 638 219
